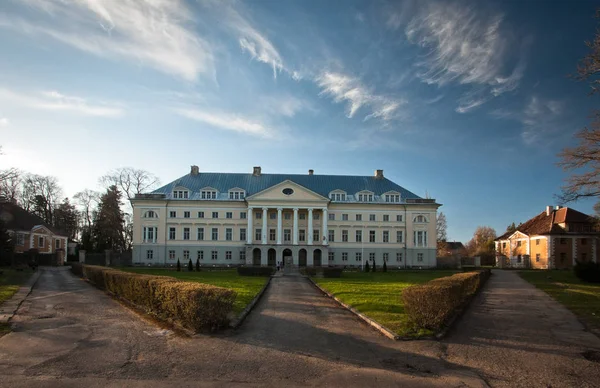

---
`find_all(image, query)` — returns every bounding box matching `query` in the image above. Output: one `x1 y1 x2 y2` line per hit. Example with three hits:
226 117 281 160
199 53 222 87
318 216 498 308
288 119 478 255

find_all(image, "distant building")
0 199 69 264
495 206 599 269
445 241 466 257
131 166 441 268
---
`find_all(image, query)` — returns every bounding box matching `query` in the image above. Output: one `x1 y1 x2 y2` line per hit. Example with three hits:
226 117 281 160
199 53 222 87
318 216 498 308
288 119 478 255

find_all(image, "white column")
322 208 328 246
276 207 283 245
293 208 299 245
308 208 313 245
262 207 268 245
246 207 253 244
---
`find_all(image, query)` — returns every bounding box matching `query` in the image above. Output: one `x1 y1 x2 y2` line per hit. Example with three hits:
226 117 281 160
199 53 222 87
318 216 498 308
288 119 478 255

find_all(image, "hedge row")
71 264 236 332
574 261 600 283
402 269 491 331
236 266 275 277
299 267 344 278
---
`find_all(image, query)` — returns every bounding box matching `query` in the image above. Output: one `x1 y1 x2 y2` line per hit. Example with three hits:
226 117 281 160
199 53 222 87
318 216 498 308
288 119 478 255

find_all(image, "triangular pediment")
247 180 328 202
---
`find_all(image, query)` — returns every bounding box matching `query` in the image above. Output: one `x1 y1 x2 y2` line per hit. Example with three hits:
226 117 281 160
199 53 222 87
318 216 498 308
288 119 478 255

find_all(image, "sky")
0 0 598 243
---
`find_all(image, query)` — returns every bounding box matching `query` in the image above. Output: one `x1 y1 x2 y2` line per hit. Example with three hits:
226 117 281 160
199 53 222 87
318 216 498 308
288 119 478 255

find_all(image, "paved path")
0 268 485 387
443 270 600 388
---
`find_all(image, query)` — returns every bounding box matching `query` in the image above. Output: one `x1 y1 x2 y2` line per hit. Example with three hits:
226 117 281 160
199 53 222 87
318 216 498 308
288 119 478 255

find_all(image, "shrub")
188 259 193 272
574 261 600 283
322 267 343 278
372 260 377 272
364 261 370 272
402 269 491 331
70 262 83 277
196 258 201 272
79 265 235 332
176 259 181 272
237 266 274 277
383 260 387 272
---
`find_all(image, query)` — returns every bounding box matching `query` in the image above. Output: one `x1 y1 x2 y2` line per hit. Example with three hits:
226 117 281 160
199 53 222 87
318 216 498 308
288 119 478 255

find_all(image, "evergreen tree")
506 222 517 234
92 185 126 252
364 260 370 272
372 260 377 272
0 218 14 266
53 198 79 239
176 258 181 272
196 258 200 271
383 259 387 272
188 259 193 271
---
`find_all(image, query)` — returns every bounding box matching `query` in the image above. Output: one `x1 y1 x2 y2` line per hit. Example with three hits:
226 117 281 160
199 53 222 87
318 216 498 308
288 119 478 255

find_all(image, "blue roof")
151 172 422 202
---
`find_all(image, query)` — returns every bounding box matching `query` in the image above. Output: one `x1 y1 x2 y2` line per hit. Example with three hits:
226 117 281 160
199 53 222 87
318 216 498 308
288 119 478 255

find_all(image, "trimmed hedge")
402 269 491 331
70 262 83 277
574 261 600 283
237 266 274 277
73 265 236 332
322 267 343 278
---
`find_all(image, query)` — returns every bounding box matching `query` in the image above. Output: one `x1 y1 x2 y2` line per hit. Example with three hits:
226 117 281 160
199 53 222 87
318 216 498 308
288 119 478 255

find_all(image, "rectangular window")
355 252 362 262
356 214 362 221
383 215 389 222
369 230 376 243
328 230 334 242
198 211 204 218
240 228 246 241
284 212 291 220
356 230 362 242
212 211 219 219
383 231 389 243
226 228 232 241
502 242 506 249
342 252 348 261
183 227 190 240
396 214 403 222
269 229 276 241
16 233 24 246
536 253 540 262
383 252 389 262
328 252 334 262
197 251 204 261
146 250 153 260
197 227 204 241
517 241 522 247
212 251 218 260
397 252 403 262
342 230 348 242
184 211 190 218
169 227 176 240
143 227 157 243
536 239 540 246
169 211 176 218
299 229 306 242
226 251 232 260
240 251 246 261
299 213 306 220
284 229 291 242
226 212 233 219
342 214 348 221
314 213 320 220
328 213 335 221
417 253 423 262
169 250 175 260
240 212 247 219
369 214 376 221
212 228 218 241
414 231 427 247
55 239 60 249
314 229 320 242
256 211 262 219
369 252 375 261
396 231 403 243
183 250 190 260
582 238 588 245
255 229 262 241
270 212 277 220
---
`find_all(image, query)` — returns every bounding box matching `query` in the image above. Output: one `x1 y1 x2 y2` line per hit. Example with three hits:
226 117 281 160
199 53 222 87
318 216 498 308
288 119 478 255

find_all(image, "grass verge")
0 269 34 305
313 270 458 338
519 270 600 333
123 268 269 316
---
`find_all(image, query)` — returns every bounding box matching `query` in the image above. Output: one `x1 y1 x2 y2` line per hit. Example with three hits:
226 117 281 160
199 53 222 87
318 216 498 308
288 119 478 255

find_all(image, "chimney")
374 169 384 179
253 166 262 176
555 205 562 210
190 165 199 176
546 206 553 216
308 169 314 175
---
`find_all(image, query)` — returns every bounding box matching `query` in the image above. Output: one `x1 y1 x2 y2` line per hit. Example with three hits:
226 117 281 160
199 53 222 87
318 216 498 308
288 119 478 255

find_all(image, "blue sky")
0 0 598 242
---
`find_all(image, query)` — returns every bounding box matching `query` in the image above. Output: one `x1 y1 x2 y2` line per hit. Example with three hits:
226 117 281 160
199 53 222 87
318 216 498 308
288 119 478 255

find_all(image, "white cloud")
0 0 214 81
316 71 406 121
0 88 124 117
0 117 8 127
174 109 273 138
259 95 313 118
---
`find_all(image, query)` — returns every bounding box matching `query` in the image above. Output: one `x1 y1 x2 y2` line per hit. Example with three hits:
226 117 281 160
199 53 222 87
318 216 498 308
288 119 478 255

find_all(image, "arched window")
144 210 158 218
414 215 428 223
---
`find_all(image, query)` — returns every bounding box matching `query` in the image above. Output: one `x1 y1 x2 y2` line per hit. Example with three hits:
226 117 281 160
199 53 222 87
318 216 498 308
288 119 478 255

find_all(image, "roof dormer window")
383 191 401 203
172 189 189 199
356 191 374 202
228 189 246 200
200 187 218 200
329 190 347 202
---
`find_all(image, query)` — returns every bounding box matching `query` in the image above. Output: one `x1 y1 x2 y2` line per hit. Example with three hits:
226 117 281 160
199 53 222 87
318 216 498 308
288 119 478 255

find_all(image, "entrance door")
268 249 276 267
252 248 261 266
283 249 293 273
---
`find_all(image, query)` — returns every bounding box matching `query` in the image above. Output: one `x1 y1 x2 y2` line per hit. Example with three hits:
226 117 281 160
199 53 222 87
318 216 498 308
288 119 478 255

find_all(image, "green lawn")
0 269 34 305
519 270 600 333
313 270 458 338
123 268 269 316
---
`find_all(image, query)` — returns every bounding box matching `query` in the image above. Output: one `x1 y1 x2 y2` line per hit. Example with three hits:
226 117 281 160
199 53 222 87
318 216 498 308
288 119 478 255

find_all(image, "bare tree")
558 9 600 206
73 189 100 228
100 167 160 201
0 146 20 196
21 174 63 224
466 226 497 256
0 169 21 202
436 212 447 242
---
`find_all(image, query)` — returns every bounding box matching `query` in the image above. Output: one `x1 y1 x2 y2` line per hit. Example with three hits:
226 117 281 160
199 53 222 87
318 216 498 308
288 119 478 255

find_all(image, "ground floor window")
197 251 204 260
226 251 232 260
536 253 540 262
369 252 375 261
328 252 334 262
16 233 24 246
212 251 218 260
342 252 348 261
417 253 423 262
169 250 175 260
355 252 362 262
55 239 61 249
183 250 189 260
38 236 45 247
240 251 246 261
146 250 153 260
383 253 389 262
396 252 402 262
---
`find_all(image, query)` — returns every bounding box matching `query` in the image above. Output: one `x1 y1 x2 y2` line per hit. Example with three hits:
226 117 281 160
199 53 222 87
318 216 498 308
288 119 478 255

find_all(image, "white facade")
131 168 440 268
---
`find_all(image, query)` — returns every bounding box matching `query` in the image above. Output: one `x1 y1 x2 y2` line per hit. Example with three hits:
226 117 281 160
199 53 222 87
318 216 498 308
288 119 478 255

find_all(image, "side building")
131 166 440 268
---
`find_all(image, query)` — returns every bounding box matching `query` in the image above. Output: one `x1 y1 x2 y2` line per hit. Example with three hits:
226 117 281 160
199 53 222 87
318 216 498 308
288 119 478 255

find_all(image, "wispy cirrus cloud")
0 88 124 117
389 0 526 113
0 0 214 81
174 109 273 138
316 71 406 122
